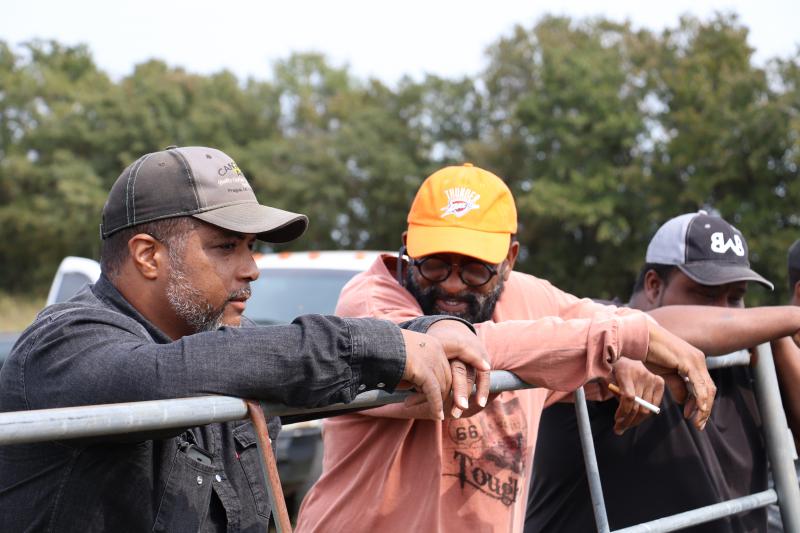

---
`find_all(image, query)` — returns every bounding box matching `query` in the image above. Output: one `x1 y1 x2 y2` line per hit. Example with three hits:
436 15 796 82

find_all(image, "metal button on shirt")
215 474 222 482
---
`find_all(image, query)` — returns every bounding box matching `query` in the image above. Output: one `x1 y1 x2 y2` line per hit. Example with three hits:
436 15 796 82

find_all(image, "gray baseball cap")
101 146 307 242
645 210 773 290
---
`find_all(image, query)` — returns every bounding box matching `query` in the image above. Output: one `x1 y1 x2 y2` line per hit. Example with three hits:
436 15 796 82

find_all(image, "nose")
241 253 259 283
438 266 467 294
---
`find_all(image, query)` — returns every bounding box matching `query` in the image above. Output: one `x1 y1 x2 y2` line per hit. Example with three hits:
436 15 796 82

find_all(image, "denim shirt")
0 275 462 532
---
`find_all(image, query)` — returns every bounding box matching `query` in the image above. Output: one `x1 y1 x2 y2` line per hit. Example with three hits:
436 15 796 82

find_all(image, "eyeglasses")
411 256 498 288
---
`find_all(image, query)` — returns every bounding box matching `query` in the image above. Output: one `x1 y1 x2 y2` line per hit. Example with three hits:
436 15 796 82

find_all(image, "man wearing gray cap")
528 211 800 533
0 146 489 532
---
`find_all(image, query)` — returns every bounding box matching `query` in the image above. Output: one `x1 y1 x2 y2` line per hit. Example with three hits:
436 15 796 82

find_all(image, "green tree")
241 53 427 251
648 14 798 303
0 41 110 292
476 17 654 299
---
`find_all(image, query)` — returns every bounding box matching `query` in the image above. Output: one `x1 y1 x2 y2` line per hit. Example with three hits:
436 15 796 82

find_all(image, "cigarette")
607 383 661 415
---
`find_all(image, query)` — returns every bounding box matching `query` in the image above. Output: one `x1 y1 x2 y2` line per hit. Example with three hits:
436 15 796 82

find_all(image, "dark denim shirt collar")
93 274 172 344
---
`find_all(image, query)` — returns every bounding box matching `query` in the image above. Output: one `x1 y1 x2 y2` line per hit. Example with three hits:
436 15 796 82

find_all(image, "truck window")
55 272 94 304
247 268 358 325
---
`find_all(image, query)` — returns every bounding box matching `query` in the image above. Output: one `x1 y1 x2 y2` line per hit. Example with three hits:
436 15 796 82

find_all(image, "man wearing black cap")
527 211 800 533
0 146 489 532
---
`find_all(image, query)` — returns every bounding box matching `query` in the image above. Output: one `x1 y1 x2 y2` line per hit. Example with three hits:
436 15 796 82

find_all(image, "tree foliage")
1 14 798 304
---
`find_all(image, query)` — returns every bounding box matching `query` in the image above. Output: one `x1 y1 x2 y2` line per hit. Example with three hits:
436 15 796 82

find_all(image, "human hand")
425 320 491 418
643 322 716 431
399 329 451 420
607 359 664 435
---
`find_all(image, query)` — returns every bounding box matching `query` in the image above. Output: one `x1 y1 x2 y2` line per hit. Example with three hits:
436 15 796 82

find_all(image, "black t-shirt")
525 366 767 532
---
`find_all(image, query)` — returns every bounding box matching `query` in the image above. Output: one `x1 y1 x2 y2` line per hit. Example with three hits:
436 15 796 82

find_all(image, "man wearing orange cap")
295 164 715 533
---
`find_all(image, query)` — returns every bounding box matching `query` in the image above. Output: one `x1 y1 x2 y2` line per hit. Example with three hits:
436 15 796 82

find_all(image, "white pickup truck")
0 256 101 367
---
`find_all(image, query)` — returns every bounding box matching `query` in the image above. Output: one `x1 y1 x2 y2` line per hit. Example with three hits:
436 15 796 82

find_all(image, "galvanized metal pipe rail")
751 343 800 531
613 490 778 533
0 370 533 446
575 386 612 533
577 345 800 533
705 349 751 369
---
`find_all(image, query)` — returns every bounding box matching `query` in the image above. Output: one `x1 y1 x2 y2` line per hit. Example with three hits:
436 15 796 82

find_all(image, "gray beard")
166 265 225 334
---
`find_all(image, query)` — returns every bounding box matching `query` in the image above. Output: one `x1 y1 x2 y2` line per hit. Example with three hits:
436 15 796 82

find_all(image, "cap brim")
678 262 774 291
406 224 510 264
193 203 308 243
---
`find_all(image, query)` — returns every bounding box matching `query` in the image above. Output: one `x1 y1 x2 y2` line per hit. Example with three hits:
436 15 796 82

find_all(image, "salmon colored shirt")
296 256 650 533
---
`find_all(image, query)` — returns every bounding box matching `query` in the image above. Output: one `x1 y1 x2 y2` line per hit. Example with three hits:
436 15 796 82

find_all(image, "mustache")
228 286 252 302
428 287 478 305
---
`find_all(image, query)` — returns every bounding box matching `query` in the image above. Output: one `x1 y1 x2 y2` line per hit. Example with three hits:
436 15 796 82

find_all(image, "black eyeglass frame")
410 255 499 288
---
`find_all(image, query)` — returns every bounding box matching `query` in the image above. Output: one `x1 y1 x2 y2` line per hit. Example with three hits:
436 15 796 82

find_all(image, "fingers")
682 366 715 430
611 377 646 434
650 375 665 408
425 320 490 372
475 368 491 408
440 336 490 372
683 396 698 426
450 360 471 418
646 323 715 430
614 392 640 435
631 375 662 428
418 369 446 420
662 374 688 404
422 321 491 415
399 330 451 420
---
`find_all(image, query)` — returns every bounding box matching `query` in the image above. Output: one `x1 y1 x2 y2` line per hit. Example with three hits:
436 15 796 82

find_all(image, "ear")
502 241 520 281
643 270 663 306
793 281 800 306
127 233 167 281
401 231 408 247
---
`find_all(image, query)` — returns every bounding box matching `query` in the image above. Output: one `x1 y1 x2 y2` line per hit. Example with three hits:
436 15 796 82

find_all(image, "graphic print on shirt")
442 395 527 506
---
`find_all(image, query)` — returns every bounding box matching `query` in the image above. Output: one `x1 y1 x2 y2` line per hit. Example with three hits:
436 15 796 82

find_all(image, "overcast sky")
2 0 798 84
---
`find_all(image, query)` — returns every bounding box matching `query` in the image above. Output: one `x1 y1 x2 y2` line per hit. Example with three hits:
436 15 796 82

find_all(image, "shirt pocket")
233 422 271 518
152 444 216 533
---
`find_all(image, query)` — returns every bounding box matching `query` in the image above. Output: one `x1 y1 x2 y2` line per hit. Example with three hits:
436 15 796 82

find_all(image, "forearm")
24 314 407 410
475 312 649 392
648 306 800 356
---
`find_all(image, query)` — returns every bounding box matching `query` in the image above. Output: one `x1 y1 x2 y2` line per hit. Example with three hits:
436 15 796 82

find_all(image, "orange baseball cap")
406 163 517 264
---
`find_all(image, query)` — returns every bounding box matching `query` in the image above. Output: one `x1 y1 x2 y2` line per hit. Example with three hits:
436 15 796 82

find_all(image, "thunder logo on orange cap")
406 163 518 264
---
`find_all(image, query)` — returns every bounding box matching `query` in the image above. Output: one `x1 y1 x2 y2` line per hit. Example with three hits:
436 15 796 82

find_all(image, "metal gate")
0 346 797 532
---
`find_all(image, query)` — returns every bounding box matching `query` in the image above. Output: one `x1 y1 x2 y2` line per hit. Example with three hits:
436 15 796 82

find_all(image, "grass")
0 293 46 332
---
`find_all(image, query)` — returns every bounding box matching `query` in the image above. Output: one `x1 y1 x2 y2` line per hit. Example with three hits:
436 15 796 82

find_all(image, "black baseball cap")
645 210 773 290
101 146 308 242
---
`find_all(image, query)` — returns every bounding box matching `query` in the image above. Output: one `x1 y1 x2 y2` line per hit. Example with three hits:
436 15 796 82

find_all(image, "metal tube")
0 370 534 445
247 401 292 533
706 350 751 369
612 489 777 533
575 386 611 533
751 343 800 532
488 370 535 393
0 396 248 445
